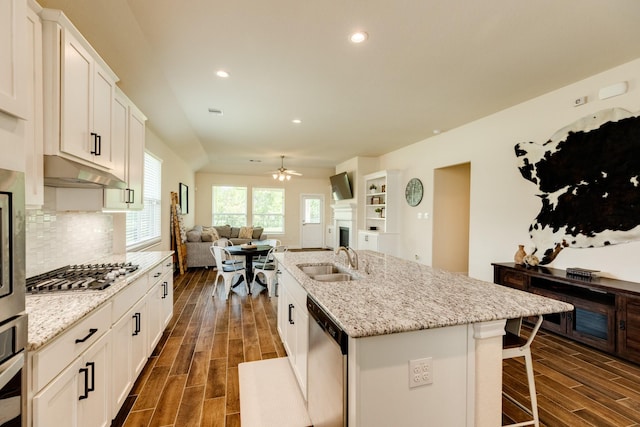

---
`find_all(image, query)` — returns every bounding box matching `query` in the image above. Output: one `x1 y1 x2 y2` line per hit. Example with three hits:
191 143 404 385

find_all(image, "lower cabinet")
33 331 111 427
617 295 640 364
277 268 308 399
29 256 174 427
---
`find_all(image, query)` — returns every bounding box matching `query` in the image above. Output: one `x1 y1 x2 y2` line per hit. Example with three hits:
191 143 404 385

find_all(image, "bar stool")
502 315 544 427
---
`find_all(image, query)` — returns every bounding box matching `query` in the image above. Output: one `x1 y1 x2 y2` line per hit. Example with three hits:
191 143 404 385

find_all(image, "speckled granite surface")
26 251 173 351
278 250 574 338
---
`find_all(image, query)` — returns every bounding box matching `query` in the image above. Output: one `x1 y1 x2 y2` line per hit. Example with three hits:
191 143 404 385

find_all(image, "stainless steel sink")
311 273 354 282
296 263 359 282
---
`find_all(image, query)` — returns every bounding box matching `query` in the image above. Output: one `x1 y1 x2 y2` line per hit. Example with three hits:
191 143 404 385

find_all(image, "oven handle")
0 352 24 390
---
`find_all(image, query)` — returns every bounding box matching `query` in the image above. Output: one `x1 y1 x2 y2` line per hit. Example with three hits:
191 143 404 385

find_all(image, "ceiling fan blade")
286 170 303 176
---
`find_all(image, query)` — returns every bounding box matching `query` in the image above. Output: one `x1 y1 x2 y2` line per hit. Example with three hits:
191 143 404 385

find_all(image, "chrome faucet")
335 246 358 270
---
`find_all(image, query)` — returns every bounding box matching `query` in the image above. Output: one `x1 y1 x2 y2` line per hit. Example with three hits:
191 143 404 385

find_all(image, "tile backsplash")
26 209 114 277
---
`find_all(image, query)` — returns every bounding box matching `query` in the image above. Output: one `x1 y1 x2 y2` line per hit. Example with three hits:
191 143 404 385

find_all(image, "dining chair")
210 245 249 299
253 245 287 297
502 315 544 427
213 238 244 266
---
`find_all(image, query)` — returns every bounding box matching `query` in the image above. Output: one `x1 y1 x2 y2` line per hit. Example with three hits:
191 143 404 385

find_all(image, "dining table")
226 244 272 287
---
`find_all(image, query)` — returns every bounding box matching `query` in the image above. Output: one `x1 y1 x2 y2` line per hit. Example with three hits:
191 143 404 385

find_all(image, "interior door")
301 194 324 248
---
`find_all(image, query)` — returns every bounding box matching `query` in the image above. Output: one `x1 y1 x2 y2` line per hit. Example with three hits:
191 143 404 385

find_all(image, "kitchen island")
276 250 573 427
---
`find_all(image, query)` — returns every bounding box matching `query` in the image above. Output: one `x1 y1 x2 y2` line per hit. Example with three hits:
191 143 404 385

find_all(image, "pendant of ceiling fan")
271 155 302 180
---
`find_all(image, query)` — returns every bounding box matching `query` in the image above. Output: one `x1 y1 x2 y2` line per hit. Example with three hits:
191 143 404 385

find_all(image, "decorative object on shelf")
523 254 539 267
566 267 600 279
369 183 378 193
375 207 384 218
179 183 188 214
371 196 381 205
381 184 386 193
405 178 423 206
369 226 378 231
514 245 527 265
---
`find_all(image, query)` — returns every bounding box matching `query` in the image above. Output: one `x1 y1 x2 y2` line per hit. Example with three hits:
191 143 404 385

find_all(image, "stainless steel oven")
0 169 26 427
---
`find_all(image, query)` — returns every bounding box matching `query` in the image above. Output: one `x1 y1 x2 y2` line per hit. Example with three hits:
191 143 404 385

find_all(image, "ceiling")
37 0 640 178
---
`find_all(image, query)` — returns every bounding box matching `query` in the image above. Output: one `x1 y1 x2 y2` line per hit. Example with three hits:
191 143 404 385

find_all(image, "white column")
472 320 506 427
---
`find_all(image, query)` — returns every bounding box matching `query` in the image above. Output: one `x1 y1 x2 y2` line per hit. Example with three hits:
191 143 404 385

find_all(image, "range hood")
43 155 127 189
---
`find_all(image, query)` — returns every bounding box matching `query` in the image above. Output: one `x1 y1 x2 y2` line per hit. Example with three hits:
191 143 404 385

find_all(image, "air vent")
208 108 223 115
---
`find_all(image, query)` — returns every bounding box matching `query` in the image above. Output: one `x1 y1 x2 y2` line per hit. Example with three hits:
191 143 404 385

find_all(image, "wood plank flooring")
113 267 640 427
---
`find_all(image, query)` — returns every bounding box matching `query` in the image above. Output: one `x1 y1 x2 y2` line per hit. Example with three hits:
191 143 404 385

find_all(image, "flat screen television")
330 172 353 200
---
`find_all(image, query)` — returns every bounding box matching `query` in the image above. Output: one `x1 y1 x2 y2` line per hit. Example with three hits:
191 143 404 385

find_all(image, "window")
253 188 285 234
126 152 162 249
212 186 247 227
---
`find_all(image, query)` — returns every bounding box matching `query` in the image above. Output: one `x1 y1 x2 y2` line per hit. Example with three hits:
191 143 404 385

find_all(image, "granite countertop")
278 250 574 338
26 251 174 351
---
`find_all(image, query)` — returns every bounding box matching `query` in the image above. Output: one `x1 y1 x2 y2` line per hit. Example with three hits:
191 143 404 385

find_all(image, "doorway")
301 194 324 248
432 163 470 274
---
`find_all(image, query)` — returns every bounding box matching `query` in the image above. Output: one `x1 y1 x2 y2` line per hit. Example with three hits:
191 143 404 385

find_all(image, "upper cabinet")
25 0 43 207
0 0 28 119
104 88 146 210
40 8 118 170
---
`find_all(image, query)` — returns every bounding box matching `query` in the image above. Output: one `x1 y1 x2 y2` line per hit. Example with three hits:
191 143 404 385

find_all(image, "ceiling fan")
271 155 302 181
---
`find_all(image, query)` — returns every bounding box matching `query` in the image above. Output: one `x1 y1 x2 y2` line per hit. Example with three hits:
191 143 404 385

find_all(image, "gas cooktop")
26 262 139 293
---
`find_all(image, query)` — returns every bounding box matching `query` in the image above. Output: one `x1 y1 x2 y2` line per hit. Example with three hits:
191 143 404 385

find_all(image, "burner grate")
26 262 139 293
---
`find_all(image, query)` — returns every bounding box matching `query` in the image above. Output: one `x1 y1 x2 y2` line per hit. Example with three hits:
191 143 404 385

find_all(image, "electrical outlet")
409 357 432 388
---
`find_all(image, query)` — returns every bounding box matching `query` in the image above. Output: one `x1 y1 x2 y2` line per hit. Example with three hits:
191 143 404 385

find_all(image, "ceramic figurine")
514 245 527 265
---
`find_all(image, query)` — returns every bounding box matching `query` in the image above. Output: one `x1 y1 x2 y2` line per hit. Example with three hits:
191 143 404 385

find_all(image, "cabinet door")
126 106 145 210
293 304 308 399
60 29 93 163
33 358 81 427
25 3 44 207
0 0 27 119
103 94 128 209
160 269 174 329
111 305 134 415
131 298 149 377
617 296 640 364
91 65 114 169
147 279 163 352
78 332 111 427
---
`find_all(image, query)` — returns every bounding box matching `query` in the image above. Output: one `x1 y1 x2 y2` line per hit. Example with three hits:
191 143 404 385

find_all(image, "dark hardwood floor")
113 267 640 427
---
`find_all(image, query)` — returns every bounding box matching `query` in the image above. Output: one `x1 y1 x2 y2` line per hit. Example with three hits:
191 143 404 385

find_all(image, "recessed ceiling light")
433 129 441 134
215 70 230 78
292 119 302 124
350 31 368 43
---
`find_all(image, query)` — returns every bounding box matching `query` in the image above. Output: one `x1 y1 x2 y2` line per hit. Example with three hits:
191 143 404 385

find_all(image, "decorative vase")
514 245 526 265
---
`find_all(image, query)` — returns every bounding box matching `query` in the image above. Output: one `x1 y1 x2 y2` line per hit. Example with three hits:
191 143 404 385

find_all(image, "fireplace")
339 227 349 248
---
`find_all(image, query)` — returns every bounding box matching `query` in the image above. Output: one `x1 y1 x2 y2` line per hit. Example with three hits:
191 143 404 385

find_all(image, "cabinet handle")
128 188 135 204
162 281 168 298
79 366 89 400
288 303 295 324
75 328 98 344
86 361 95 393
620 320 627 330
90 133 101 155
133 313 141 336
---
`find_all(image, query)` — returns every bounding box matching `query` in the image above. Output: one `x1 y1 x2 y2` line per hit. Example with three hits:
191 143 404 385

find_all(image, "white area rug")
239 357 312 427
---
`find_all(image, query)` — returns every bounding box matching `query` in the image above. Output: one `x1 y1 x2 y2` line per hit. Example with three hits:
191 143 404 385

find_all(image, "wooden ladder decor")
170 191 187 274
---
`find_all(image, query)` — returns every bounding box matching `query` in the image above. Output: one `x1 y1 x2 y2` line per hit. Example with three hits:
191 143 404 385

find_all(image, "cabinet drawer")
32 302 111 391
499 270 527 290
149 263 164 285
162 257 174 275
112 275 148 321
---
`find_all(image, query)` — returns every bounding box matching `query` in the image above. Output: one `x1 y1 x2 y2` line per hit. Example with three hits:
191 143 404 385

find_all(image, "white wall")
380 58 640 282
194 172 331 248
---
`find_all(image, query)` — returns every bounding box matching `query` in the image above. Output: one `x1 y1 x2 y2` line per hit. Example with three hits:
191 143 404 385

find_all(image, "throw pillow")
215 225 231 238
239 226 254 239
186 230 202 242
230 227 240 238
201 227 219 242
252 227 263 239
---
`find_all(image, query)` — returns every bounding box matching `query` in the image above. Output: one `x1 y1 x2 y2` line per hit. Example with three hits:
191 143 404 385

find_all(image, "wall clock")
405 178 423 206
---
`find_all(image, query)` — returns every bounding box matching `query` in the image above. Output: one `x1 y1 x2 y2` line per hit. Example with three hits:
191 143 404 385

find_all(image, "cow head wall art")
515 108 640 265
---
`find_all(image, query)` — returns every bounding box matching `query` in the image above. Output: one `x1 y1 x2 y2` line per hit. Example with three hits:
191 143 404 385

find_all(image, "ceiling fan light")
272 173 278 179
286 175 291 181
279 174 285 181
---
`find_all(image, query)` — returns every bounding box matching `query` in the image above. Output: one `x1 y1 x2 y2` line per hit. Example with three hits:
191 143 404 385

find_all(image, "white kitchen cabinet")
33 325 111 427
0 0 27 119
147 260 174 351
41 9 118 170
104 88 146 210
24 0 43 207
360 170 401 255
111 295 148 414
277 268 308 399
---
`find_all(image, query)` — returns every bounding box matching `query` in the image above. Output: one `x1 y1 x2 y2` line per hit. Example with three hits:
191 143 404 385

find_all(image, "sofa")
185 225 267 268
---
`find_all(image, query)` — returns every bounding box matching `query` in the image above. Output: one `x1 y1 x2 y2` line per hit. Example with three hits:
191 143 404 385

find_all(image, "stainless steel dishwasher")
306 296 348 427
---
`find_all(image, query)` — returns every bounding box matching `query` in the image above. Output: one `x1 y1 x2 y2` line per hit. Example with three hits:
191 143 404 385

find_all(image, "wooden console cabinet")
493 263 640 364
